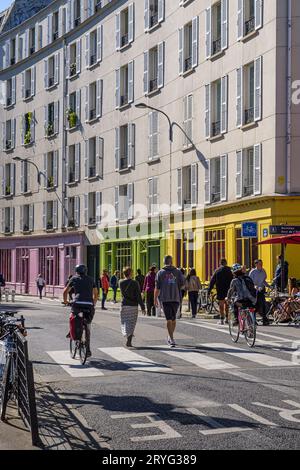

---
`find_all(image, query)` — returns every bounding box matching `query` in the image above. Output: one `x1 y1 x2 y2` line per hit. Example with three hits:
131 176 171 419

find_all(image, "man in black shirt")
208 259 233 325
63 264 98 357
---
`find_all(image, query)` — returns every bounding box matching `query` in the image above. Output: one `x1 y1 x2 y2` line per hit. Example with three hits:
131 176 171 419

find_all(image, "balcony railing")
5 140 12 150
53 31 59 41
211 192 221 203
89 216 96 225
243 185 254 197
244 107 254 125
89 166 96 178
121 33 128 47
212 37 221 55
149 79 158 92
95 1 102 12
68 172 75 183
5 226 11 234
89 108 96 121
23 224 30 233
10 57 15 65
74 17 81 27
25 89 31 99
212 121 221 137
46 122 54 137
184 56 192 72
245 16 255 36
6 97 12 107
183 198 191 207
48 76 55 87
46 221 54 230
70 63 77 77
150 13 158 28
68 219 76 228
90 54 96 66
30 46 35 55
120 156 128 170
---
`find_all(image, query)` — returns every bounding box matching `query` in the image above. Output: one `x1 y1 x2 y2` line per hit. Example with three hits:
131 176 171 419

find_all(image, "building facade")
0 0 300 296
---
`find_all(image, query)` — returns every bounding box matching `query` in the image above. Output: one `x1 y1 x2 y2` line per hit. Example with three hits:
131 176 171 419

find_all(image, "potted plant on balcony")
46 122 54 136
66 108 77 128
47 176 54 188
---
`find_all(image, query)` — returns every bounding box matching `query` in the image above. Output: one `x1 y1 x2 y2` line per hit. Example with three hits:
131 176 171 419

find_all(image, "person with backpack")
154 256 185 348
185 268 201 319
227 264 257 326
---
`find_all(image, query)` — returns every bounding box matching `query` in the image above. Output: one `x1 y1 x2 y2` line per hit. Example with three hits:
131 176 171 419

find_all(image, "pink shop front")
0 232 85 297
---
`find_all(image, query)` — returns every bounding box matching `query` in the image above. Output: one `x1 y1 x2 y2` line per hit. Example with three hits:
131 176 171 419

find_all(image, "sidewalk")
0 402 39 450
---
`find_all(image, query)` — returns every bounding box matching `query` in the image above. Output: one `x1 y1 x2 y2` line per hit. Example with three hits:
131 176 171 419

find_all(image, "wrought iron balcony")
23 224 30 232
53 31 59 41
30 46 35 55
120 95 128 106
149 79 158 92
25 89 31 99
5 140 12 150
211 192 221 203
46 221 54 230
89 108 96 120
89 166 96 178
5 226 11 234
95 1 102 12
184 56 192 72
150 13 158 28
69 63 77 77
90 54 96 66
10 57 15 65
89 217 96 225
6 97 12 107
245 16 255 36
212 121 221 137
212 37 221 55
121 34 128 47
243 185 254 197
74 17 81 27
68 172 75 183
120 156 128 170
244 107 254 125
48 76 55 87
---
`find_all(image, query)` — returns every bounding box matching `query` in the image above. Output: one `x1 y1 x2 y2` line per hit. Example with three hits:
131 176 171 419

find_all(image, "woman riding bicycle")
227 264 257 326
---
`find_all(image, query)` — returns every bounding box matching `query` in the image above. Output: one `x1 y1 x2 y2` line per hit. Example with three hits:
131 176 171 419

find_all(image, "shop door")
149 246 160 269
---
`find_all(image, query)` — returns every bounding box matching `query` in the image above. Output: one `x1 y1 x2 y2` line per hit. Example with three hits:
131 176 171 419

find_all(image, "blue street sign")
263 228 268 238
241 222 258 238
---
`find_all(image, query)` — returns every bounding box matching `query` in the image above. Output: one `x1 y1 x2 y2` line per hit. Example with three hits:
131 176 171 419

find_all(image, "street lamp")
12 156 46 186
135 103 173 142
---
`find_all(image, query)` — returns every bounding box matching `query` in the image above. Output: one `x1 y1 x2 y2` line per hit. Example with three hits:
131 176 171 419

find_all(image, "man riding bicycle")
63 264 98 357
227 264 257 326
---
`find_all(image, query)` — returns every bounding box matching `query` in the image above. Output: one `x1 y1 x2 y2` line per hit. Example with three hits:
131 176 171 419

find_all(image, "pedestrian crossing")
46 342 299 378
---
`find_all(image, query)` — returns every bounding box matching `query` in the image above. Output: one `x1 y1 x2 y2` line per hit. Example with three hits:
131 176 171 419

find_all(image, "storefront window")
65 245 78 277
205 229 226 280
39 247 60 287
0 249 12 282
235 229 258 270
176 232 195 269
16 248 29 284
116 242 132 274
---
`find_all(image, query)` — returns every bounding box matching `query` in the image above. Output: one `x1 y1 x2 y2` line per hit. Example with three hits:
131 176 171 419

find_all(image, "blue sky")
0 0 13 12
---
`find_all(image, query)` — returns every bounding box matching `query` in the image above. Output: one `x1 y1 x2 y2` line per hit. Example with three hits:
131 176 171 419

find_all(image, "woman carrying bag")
185 268 202 319
119 267 146 347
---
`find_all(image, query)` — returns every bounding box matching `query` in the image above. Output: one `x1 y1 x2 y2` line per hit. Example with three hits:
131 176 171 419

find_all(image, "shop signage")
270 225 300 235
241 222 258 238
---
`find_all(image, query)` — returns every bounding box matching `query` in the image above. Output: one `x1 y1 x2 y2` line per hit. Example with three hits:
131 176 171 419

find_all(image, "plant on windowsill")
24 130 31 145
5 185 11 196
24 111 32 145
46 123 54 137
66 108 77 128
70 63 76 77
47 176 54 188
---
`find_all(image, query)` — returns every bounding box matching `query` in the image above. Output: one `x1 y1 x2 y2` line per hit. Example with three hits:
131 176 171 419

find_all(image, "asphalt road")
3 298 300 450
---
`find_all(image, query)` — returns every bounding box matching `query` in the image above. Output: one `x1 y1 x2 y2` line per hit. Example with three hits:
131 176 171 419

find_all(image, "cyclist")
63 264 98 357
227 264 257 326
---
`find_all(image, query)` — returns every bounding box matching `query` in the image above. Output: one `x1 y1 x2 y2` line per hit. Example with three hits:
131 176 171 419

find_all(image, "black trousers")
189 291 198 318
102 290 107 308
256 291 267 320
37 286 44 299
146 291 155 316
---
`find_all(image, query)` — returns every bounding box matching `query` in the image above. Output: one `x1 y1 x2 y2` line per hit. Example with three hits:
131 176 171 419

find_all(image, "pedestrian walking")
0 273 5 302
272 255 289 292
36 274 46 299
249 259 270 325
208 259 233 325
135 269 145 293
142 266 157 316
154 256 185 348
110 271 120 303
179 268 187 316
119 267 146 347
100 269 110 310
185 268 201 319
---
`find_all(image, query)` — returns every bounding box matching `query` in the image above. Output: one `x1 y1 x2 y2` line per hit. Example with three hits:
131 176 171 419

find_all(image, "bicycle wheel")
229 314 240 343
79 326 87 366
244 313 256 348
0 355 11 421
70 339 77 359
210 295 219 315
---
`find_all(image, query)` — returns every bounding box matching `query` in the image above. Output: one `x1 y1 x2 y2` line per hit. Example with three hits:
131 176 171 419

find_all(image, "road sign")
241 222 258 238
270 225 300 235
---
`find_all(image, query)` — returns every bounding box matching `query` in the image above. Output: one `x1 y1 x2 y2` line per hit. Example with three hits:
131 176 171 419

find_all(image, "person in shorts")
154 256 185 348
208 259 233 325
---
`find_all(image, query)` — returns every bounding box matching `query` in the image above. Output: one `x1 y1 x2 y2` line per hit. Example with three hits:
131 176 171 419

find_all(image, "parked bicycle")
228 304 256 348
198 288 219 315
0 312 26 420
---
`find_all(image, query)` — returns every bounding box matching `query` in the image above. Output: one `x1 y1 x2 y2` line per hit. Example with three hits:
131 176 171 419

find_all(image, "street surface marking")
111 412 181 442
253 400 300 423
46 351 104 377
156 345 239 370
187 408 252 435
98 347 172 372
202 343 297 367
228 404 278 427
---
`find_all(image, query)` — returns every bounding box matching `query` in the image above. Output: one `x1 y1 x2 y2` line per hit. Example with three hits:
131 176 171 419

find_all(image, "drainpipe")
286 0 292 194
62 38 67 231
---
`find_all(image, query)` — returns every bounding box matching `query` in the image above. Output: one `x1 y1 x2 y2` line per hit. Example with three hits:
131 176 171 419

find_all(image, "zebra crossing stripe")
156 346 239 370
202 343 297 367
98 347 172 372
46 350 104 377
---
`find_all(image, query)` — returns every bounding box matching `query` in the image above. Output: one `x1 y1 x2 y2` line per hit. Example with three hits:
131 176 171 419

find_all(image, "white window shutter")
12 76 16 104
84 194 88 225
177 168 183 209
87 0 93 18
75 196 80 227
11 119 15 149
64 197 68 227
128 183 134 220
44 59 49 90
29 204 34 231
236 150 243 198
43 202 47 230
128 61 134 103
148 113 153 160
21 115 25 145
128 124 135 168
43 153 48 188
149 111 158 160
22 71 25 99
21 161 25 193
254 56 262 121
115 13 121 51
84 140 88 178
158 0 165 23
76 39 81 74
144 0 149 31
220 154 228 201
115 69 121 108
70 0 75 29
0 166 4 195
20 206 24 232
35 24 39 51
115 128 120 171
98 137 104 178
30 110 35 143
53 200 58 229
65 147 69 184
115 187 119 221
24 29 29 58
10 163 15 195
85 33 90 68
5 40 10 68
44 105 48 136
221 75 228 134
75 143 80 182
80 0 85 22
236 67 243 127
10 207 14 233
128 3 134 44
183 95 188 146
31 66 36 96
54 53 59 85
47 14 53 45
66 45 70 78
157 42 164 89
255 0 263 30
221 0 228 50
54 150 59 187
97 25 103 62
205 84 211 139
205 160 211 204
96 191 102 224
254 143 262 195
192 16 199 68
96 79 102 118
85 85 89 122
54 101 59 134
191 163 198 207
206 8 212 59
143 51 149 94
76 89 81 122
58 7 64 37
237 0 244 40
148 178 153 214
178 27 184 75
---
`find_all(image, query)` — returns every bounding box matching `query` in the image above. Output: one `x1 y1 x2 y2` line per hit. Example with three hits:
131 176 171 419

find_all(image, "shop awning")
258 233 300 245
